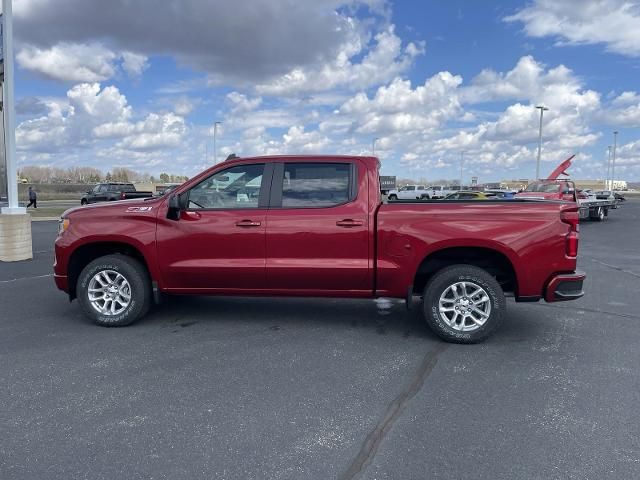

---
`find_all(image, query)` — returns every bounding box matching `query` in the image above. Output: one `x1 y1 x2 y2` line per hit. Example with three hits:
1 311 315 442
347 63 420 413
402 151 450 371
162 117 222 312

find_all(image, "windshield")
525 182 561 193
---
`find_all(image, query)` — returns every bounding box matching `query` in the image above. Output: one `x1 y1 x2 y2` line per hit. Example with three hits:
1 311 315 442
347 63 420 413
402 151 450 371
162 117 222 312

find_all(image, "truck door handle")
336 219 363 227
235 220 261 227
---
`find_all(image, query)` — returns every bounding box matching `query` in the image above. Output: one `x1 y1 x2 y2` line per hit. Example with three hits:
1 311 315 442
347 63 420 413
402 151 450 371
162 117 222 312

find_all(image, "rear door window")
278 163 353 208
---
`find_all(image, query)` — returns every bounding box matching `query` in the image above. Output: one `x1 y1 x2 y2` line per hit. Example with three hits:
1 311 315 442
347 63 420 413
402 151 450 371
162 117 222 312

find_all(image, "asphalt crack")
339 343 449 480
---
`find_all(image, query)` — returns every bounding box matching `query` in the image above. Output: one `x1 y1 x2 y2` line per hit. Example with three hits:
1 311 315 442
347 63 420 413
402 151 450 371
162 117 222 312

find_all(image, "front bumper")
54 274 69 292
545 271 586 302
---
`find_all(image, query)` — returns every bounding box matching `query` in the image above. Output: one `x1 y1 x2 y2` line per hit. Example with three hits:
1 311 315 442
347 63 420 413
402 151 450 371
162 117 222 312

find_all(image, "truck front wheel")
77 254 151 327
422 265 505 343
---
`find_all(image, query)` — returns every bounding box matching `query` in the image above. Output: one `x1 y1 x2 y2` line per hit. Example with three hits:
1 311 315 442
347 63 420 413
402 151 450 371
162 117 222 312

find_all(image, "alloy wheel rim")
87 270 131 316
438 281 491 332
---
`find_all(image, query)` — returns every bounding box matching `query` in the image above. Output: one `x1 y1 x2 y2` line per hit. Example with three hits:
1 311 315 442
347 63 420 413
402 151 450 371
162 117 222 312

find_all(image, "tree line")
17 166 189 184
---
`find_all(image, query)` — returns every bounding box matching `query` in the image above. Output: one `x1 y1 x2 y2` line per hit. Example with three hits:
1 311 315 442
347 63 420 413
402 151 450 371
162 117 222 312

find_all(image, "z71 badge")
126 206 153 212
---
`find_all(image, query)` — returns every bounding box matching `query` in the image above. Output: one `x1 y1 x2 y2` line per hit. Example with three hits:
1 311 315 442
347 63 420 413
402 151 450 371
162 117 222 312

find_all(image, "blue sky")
9 0 640 181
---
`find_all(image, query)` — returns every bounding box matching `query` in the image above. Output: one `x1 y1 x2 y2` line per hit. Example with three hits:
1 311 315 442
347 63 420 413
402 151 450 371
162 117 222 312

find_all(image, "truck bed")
375 199 578 300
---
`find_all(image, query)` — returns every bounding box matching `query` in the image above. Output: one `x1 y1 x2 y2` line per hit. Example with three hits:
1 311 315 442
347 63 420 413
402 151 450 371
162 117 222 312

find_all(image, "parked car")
387 185 429 200
484 188 517 199
156 184 179 196
442 191 491 200
576 189 596 200
487 191 516 199
54 155 584 344
593 190 625 202
426 185 453 199
81 183 154 205
515 180 576 201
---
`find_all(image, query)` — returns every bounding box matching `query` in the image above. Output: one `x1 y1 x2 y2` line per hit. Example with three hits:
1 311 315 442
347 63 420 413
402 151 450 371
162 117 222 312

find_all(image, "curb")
32 217 59 222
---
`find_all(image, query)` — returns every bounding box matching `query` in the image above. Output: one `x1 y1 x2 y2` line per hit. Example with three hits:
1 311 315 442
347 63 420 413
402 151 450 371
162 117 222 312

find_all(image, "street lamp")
535 105 549 180
213 121 222 164
372 137 380 156
611 131 619 191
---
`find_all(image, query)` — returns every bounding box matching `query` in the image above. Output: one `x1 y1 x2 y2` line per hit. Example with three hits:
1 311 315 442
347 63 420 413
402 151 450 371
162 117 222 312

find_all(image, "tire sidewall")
424 266 505 343
77 256 147 326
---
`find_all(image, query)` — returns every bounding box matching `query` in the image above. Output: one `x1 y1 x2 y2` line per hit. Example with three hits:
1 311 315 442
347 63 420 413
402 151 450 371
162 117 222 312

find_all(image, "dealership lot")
1 201 639 479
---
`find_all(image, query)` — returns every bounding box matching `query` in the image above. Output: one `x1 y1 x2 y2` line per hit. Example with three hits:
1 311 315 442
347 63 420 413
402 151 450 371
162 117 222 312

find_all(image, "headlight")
58 217 70 235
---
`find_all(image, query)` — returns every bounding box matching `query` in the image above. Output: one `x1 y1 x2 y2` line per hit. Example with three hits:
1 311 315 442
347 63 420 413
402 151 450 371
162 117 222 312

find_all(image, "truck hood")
62 196 163 218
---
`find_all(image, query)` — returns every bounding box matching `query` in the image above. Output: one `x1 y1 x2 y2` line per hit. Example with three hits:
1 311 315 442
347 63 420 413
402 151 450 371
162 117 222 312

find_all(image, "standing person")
26 186 37 209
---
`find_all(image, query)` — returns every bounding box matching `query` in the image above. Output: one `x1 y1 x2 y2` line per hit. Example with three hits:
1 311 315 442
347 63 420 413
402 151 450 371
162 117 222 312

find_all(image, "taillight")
561 210 579 257
565 232 578 257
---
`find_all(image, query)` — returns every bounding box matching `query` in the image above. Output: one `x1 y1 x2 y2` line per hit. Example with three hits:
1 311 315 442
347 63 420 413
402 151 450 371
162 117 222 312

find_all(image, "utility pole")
460 151 464 187
606 146 612 189
213 121 221 164
535 105 549 180
611 131 618 191
372 137 379 156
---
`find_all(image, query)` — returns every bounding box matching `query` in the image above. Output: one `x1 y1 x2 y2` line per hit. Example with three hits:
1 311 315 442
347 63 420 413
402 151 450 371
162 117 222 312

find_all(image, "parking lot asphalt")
1 201 639 480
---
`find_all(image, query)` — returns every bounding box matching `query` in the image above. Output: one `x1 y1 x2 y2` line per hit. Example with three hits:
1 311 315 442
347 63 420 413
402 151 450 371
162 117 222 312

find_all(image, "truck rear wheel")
77 254 151 327
422 265 505 343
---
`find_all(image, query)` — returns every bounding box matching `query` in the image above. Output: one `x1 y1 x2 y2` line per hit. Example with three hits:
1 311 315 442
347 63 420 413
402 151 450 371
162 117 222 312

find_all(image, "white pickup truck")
387 185 429 200
427 185 455 199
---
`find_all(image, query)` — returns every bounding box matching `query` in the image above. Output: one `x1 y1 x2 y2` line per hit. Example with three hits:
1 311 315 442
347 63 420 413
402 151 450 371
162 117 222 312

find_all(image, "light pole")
460 151 464 188
611 131 618 191
372 137 380 156
535 105 549 180
1 0 22 214
606 145 612 189
213 121 222 164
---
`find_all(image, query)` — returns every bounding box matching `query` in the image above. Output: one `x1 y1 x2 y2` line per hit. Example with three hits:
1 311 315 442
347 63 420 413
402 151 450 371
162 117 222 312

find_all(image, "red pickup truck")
54 155 584 343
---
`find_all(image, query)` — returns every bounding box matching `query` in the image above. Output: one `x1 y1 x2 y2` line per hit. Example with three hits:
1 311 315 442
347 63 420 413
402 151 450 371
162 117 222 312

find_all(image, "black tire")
389 194 397 201
422 265 505 344
81 199 87 205
589 206 605 221
77 254 151 327
420 194 430 200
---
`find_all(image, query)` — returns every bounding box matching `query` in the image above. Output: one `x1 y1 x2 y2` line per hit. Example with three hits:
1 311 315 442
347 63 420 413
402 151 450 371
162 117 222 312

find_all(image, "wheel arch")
412 246 518 296
67 241 151 300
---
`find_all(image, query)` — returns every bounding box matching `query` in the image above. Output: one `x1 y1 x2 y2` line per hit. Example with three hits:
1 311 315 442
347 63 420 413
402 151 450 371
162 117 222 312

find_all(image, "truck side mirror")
167 193 186 220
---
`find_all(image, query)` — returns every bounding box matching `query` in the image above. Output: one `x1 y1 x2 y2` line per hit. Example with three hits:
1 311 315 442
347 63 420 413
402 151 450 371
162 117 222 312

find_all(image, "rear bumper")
545 271 585 302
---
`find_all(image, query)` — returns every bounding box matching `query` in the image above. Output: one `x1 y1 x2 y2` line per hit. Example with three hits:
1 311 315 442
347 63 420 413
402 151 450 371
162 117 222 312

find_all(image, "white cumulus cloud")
505 0 640 57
